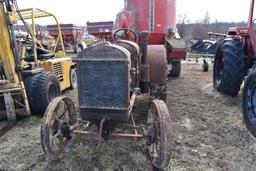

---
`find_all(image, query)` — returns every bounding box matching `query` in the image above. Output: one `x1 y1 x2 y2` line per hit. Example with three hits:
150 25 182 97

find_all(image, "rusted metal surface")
74 130 144 140
128 92 137 115
147 45 167 85
76 43 132 128
139 31 149 65
147 99 172 170
39 93 172 169
139 31 150 93
116 40 140 88
41 96 77 160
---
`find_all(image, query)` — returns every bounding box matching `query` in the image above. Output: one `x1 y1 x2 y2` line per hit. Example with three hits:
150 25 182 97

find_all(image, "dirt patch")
168 62 256 171
0 62 255 171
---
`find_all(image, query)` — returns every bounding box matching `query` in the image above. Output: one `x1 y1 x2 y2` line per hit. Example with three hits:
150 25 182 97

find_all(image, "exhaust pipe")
139 31 150 93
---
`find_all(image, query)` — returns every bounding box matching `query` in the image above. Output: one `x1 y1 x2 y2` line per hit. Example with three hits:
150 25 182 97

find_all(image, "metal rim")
147 100 172 170
70 69 78 89
41 96 77 160
147 104 161 164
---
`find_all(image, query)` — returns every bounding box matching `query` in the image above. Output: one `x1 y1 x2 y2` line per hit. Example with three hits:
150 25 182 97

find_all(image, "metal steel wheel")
147 99 172 171
41 96 77 160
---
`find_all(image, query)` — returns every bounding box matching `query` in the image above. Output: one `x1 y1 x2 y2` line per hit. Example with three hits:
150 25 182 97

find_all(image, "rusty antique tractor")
40 31 173 171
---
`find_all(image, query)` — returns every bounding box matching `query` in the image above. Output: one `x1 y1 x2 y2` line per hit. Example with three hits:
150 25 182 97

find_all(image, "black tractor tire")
213 38 245 96
24 76 33 99
242 70 256 137
69 68 77 89
170 60 181 77
26 72 61 115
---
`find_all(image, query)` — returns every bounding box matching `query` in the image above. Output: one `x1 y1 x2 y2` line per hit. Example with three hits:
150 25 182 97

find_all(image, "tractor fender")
147 45 167 86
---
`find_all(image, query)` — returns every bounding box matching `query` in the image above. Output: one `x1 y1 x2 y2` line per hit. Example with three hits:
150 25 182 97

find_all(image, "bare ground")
0 62 256 171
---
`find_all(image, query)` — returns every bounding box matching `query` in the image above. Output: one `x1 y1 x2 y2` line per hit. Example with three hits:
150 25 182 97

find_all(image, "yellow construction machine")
0 0 77 134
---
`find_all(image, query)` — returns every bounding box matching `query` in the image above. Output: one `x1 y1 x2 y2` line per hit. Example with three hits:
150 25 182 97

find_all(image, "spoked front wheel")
147 99 172 171
41 96 77 160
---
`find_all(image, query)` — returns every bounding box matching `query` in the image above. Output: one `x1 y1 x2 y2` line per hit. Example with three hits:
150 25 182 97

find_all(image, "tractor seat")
25 47 55 62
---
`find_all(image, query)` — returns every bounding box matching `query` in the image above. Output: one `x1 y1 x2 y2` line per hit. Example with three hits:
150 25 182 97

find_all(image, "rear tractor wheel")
170 60 181 77
147 100 172 171
213 38 245 96
41 96 77 160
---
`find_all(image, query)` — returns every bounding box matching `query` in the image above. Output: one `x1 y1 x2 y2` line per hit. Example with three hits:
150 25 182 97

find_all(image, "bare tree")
202 11 211 35
203 11 210 25
190 11 211 39
192 23 208 39
177 13 189 38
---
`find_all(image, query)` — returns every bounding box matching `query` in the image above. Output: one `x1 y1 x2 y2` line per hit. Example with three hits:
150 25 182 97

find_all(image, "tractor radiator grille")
53 63 64 81
76 43 131 123
78 61 127 108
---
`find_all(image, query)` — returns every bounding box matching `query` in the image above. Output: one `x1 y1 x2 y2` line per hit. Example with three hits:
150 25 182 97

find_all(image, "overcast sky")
18 0 252 25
